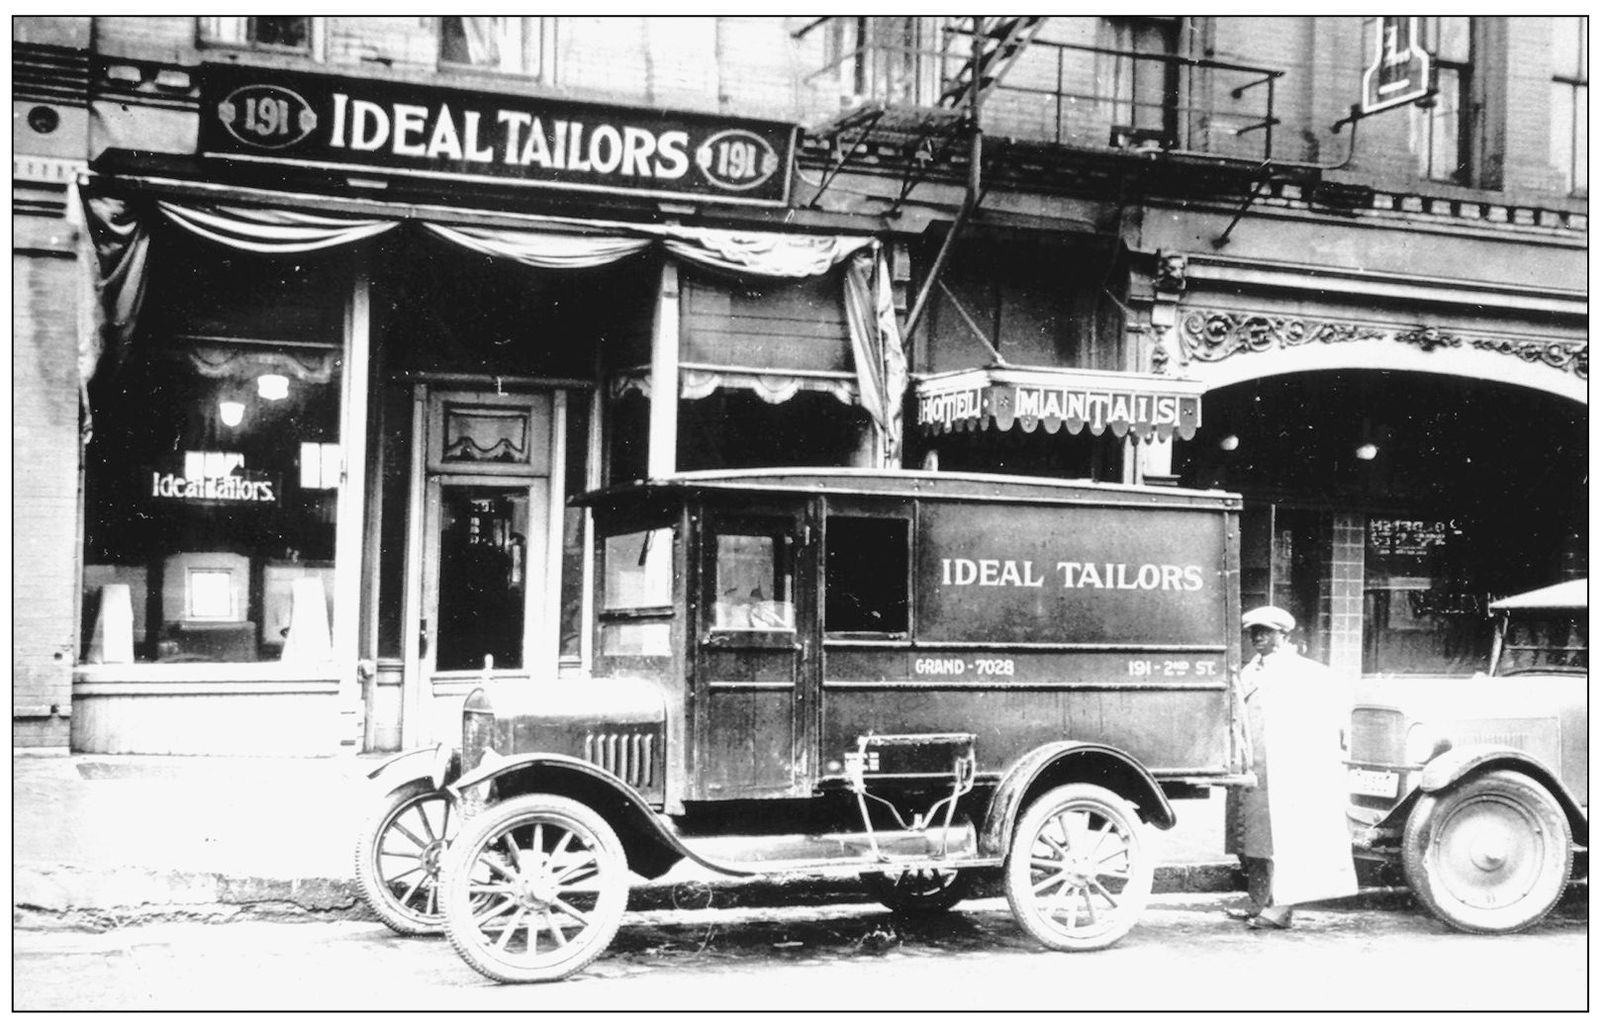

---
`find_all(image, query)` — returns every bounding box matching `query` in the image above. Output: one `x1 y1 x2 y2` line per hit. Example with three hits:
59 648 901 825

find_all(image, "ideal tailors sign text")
199 65 795 205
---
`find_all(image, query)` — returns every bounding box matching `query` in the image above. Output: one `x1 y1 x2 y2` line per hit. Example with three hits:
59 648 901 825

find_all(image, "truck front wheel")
353 779 457 935
1401 769 1572 935
440 794 629 983
1005 783 1153 951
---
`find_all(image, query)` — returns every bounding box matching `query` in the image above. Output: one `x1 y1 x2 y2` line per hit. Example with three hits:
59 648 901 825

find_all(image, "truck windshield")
1496 613 1587 675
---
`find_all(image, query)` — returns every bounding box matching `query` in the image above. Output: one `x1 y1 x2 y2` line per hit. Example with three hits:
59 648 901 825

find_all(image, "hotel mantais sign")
914 367 1203 441
198 65 796 206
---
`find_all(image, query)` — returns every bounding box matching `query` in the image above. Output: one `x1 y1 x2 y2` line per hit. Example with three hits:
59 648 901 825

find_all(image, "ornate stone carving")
1154 252 1187 294
1178 309 1586 378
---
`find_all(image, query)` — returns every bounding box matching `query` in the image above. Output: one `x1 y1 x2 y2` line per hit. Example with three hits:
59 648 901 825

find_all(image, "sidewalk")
12 751 1242 925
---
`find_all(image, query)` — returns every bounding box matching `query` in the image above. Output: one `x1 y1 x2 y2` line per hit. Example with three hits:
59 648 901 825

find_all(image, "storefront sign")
150 471 276 504
199 65 795 206
1361 17 1432 115
1369 518 1452 561
915 368 1203 440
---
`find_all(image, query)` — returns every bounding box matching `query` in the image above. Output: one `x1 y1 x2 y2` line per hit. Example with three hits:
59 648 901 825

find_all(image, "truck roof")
574 468 1243 510
1489 578 1587 612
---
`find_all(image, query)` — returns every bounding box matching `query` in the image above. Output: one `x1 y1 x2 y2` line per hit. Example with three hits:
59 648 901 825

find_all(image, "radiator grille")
1350 707 1405 764
585 731 656 789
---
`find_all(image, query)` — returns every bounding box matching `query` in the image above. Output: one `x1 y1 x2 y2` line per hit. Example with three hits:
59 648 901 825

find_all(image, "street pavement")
13 750 1239 924
12 894 1589 1011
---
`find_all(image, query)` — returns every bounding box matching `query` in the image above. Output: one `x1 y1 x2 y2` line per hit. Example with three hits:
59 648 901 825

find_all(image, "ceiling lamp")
218 400 246 428
1355 442 1379 461
257 374 290 401
1218 433 1240 452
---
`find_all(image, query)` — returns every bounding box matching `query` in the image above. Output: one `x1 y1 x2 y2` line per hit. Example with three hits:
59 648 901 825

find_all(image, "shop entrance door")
405 388 555 743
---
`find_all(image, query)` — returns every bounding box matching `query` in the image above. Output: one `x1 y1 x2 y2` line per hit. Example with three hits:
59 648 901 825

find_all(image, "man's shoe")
1247 912 1292 930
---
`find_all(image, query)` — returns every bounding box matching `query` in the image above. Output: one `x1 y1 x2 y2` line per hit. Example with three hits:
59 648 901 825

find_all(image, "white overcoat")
1237 648 1359 906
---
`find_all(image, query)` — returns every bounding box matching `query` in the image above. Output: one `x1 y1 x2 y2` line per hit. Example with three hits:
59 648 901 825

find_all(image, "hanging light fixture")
1355 441 1379 461
1218 433 1240 452
257 373 290 401
218 399 246 428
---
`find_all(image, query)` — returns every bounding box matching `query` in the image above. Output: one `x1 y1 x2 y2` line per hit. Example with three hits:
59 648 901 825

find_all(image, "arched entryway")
1172 368 1586 675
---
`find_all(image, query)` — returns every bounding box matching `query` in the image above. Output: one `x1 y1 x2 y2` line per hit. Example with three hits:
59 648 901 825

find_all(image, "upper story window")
830 16 937 106
1550 16 1588 197
198 16 314 54
1101 17 1183 148
1412 17 1474 185
440 16 548 77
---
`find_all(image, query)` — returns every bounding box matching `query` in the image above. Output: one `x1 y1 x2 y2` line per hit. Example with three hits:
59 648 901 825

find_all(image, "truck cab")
358 468 1249 981
1348 578 1587 934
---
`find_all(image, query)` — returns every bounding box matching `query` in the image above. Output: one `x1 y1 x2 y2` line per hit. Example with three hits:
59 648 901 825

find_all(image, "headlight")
1404 722 1441 764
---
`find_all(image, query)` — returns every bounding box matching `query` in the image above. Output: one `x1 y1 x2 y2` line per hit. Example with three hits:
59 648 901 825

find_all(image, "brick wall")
12 223 83 748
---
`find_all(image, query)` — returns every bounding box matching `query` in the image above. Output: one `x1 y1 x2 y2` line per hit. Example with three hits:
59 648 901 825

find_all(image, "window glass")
602 528 673 610
825 517 909 634
81 339 342 665
199 17 311 51
1549 17 1588 196
1497 614 1587 674
441 16 543 75
1412 17 1473 184
712 528 795 631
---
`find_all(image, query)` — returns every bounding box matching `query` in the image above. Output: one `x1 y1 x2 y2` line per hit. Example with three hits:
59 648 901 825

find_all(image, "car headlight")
1403 722 1442 764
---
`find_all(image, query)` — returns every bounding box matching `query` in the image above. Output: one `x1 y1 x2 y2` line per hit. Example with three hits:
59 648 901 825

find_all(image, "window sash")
441 16 542 75
198 16 312 53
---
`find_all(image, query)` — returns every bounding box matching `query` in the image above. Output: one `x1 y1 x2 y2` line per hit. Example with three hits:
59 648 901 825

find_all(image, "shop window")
81 244 346 667
198 17 315 53
709 521 796 632
825 517 909 635
81 337 342 665
440 16 549 77
1363 517 1487 675
598 525 673 657
1550 16 1588 197
1411 17 1475 185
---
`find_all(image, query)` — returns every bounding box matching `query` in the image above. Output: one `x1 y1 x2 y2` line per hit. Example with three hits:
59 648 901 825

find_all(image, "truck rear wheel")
1401 769 1572 935
861 868 970 913
1005 783 1153 951
440 794 629 983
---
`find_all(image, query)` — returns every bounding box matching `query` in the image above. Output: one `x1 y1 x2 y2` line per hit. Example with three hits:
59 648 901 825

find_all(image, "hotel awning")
914 367 1204 441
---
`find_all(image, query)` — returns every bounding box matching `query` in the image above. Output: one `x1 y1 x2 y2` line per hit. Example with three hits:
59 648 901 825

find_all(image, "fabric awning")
914 367 1204 441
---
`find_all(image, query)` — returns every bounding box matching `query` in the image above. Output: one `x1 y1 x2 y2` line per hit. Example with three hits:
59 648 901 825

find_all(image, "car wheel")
440 794 629 983
1402 769 1572 935
1005 783 1153 951
861 867 973 913
354 779 457 935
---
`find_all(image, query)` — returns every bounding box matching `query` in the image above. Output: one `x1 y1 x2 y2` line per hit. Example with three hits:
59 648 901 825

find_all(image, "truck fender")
1417 744 1588 841
364 743 459 794
449 752 752 880
980 742 1176 858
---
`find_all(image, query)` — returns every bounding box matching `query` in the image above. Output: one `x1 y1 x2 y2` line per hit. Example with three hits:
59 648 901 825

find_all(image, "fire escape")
795 16 1325 336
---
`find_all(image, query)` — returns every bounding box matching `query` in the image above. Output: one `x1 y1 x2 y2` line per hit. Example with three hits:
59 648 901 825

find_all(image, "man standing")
1227 605 1358 929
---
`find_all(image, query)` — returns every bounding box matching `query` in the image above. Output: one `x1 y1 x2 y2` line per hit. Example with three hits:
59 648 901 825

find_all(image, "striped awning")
914 367 1204 441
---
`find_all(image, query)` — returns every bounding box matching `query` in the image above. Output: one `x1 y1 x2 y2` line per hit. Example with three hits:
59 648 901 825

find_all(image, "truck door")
693 506 816 798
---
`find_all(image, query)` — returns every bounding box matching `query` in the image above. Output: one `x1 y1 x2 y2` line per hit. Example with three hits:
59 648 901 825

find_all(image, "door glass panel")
712 528 795 631
436 485 529 671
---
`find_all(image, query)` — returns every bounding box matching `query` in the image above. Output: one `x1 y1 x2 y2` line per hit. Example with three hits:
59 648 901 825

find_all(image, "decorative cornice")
1178 309 1587 379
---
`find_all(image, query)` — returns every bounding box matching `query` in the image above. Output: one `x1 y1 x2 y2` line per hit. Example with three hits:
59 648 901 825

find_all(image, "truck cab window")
712 527 795 631
599 527 673 656
825 516 909 635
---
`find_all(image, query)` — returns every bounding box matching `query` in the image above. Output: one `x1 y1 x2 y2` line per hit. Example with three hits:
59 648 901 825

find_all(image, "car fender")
365 743 459 794
1418 744 1588 839
980 741 1175 858
449 751 750 879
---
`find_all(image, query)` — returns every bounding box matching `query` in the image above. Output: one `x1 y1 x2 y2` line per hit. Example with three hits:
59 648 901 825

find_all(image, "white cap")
1242 605 1295 632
